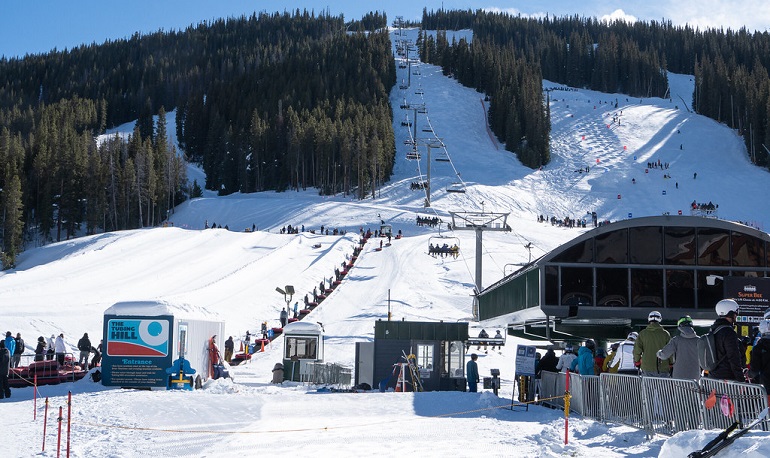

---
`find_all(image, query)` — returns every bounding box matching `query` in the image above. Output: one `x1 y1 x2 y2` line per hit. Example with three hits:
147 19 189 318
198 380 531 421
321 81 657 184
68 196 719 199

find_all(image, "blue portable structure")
102 300 224 389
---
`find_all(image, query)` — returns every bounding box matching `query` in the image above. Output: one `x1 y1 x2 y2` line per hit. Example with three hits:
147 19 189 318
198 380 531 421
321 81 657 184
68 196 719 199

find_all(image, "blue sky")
1 1 769 58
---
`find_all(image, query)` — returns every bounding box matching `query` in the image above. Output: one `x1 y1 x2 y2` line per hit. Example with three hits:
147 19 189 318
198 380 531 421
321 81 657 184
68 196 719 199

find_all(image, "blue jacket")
4 336 15 356
466 360 479 382
570 346 595 375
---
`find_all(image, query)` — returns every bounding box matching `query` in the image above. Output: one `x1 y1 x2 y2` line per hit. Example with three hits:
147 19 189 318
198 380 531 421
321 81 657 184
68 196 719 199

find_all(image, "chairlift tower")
449 211 511 320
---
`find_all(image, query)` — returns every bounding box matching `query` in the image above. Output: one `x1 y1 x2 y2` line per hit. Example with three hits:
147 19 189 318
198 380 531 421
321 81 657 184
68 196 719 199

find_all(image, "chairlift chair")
427 223 460 257
446 182 466 193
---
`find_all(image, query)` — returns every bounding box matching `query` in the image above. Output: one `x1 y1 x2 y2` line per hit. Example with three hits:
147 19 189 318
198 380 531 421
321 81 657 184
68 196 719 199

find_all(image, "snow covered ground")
2 27 770 457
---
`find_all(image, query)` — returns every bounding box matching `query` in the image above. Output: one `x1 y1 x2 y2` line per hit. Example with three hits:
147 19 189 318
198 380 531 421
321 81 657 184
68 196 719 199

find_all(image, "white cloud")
599 9 637 25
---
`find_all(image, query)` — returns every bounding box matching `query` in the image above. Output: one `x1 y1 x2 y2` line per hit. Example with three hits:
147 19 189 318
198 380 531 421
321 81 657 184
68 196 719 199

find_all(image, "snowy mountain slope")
2 27 770 457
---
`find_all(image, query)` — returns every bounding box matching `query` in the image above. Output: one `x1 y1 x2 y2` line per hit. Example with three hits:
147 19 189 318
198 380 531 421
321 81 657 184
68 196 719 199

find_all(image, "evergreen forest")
2 7 770 267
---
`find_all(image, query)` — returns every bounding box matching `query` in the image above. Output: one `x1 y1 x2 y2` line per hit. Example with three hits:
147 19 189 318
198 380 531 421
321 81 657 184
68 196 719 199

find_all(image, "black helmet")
585 339 596 350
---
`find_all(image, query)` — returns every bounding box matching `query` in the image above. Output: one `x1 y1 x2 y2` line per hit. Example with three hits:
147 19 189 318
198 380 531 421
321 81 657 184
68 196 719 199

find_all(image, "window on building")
631 269 663 307
560 267 593 306
545 266 559 305
666 269 695 308
285 336 318 360
732 232 765 267
416 343 434 373
595 229 628 264
664 227 696 265
697 271 729 309
596 268 629 306
697 228 730 266
630 226 663 264
551 238 594 263
442 341 464 378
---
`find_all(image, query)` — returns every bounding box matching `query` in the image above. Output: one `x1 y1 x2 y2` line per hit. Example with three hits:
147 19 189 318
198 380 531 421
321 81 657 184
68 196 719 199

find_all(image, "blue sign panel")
102 315 173 387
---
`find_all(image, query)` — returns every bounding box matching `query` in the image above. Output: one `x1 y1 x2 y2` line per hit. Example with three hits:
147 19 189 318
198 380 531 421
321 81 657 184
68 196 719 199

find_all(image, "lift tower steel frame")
449 211 511 320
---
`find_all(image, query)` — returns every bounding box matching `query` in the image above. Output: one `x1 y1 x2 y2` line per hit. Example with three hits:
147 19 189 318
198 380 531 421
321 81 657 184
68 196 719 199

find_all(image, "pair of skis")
688 407 769 457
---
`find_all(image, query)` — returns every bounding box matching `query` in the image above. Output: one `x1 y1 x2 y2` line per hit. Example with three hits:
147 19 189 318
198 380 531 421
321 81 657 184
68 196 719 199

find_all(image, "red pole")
42 398 49 452
57 406 63 458
564 370 571 445
34 374 38 420
66 391 72 458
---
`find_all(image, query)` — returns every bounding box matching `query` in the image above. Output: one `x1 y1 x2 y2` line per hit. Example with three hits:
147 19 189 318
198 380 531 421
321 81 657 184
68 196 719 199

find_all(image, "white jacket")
54 335 66 353
611 340 637 372
556 353 577 373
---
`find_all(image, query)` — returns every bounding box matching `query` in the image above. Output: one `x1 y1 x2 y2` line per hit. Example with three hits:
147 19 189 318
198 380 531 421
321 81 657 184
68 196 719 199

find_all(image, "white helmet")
648 311 662 322
759 319 770 335
627 332 638 341
716 299 740 317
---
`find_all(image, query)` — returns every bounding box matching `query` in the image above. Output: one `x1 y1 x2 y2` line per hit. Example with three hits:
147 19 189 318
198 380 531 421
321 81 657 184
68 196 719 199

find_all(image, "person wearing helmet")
569 339 596 375
710 299 746 381
555 344 577 374
603 342 621 373
748 319 770 405
611 332 640 375
633 311 672 377
657 316 700 380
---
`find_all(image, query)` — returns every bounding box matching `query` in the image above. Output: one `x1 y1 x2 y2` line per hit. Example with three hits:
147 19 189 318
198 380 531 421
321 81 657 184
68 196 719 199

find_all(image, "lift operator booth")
101 301 224 389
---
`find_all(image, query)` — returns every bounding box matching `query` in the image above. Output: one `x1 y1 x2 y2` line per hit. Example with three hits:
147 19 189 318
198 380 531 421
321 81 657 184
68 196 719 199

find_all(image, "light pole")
275 285 295 311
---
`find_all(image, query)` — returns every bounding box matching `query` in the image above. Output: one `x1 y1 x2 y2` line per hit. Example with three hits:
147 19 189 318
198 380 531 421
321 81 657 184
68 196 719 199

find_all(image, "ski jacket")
14 337 24 355
0 347 9 376
634 322 672 373
611 340 637 372
77 336 91 352
4 336 16 356
466 359 479 382
603 349 619 373
749 336 770 393
54 335 66 353
657 325 700 380
570 346 595 375
35 341 46 355
556 352 577 373
538 350 559 374
709 318 745 381
224 338 234 352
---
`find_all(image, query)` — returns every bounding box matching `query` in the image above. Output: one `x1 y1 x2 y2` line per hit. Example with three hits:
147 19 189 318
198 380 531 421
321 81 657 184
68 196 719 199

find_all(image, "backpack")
698 325 729 371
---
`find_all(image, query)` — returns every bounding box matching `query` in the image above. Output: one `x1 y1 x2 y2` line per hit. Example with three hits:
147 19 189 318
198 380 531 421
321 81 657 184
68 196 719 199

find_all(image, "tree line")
0 10 395 267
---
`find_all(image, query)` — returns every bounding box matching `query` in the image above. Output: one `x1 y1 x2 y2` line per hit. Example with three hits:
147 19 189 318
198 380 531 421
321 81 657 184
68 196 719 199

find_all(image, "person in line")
54 333 66 365
34 336 47 362
570 339 596 375
611 332 640 375
594 347 606 375
46 335 55 361
279 308 288 328
224 336 234 363
657 316 700 380
3 332 16 368
634 311 672 377
603 342 620 373
556 344 577 373
77 332 91 368
0 340 10 399
538 347 559 375
748 319 770 405
12 333 24 368
709 299 746 381
466 353 479 392
293 302 299 319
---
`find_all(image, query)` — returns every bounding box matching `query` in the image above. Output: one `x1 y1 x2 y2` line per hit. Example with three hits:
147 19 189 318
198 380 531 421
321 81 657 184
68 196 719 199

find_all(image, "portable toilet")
101 300 224 389
281 321 324 382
